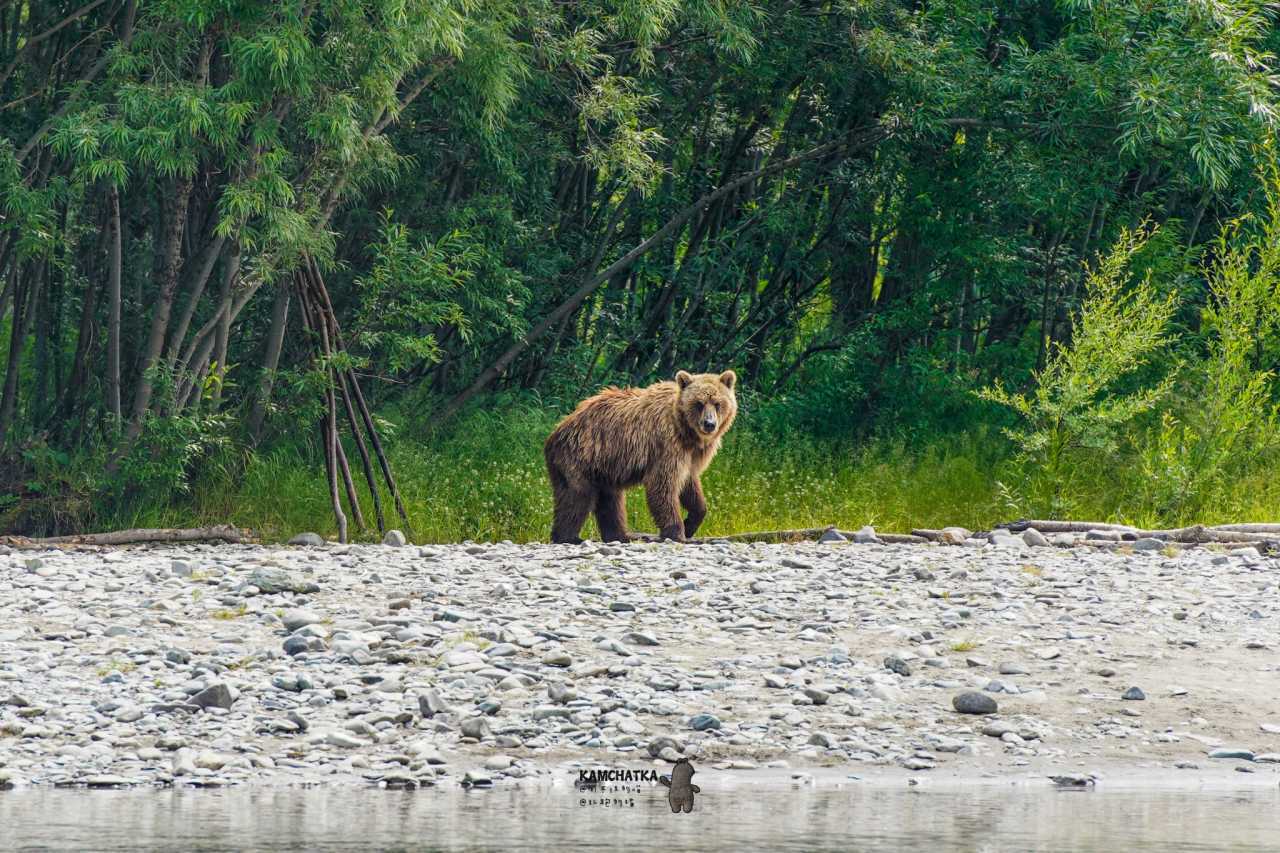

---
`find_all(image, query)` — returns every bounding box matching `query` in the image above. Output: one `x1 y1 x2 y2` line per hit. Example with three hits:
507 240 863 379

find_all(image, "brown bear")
544 370 738 544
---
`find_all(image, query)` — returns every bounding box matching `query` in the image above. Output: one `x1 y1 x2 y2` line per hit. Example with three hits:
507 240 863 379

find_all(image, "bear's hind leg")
550 481 594 545
593 489 630 543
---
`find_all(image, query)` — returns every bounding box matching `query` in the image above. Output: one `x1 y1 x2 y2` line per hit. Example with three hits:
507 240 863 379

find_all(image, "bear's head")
674 369 738 440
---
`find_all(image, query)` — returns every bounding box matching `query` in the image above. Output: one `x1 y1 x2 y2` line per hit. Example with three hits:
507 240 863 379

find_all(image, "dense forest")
2 0 1279 541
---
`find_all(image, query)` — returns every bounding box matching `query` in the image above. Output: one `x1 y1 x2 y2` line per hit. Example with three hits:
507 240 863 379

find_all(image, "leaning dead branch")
293 257 413 543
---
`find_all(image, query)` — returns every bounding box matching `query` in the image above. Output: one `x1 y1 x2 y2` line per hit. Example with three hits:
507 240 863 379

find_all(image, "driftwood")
1002 520 1133 534
911 528 978 543
697 527 838 544
874 532 931 544
1150 527 1277 544
1000 519 1280 544
1208 524 1280 534
1 525 252 548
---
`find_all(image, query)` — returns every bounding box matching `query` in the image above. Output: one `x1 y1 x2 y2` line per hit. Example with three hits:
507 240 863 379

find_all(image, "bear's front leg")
645 478 685 542
593 488 630 543
680 478 707 538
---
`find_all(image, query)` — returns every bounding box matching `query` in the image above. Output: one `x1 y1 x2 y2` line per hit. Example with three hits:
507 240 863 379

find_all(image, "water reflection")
2 783 1278 851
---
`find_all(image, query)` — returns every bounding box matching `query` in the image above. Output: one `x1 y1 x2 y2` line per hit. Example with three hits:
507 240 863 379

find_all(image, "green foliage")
981 224 1177 515
6 0 1280 538
111 409 238 500
1137 174 1280 517
106 398 1280 541
352 211 479 371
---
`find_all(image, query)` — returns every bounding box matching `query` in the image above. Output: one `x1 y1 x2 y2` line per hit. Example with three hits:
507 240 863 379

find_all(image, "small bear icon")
660 757 700 813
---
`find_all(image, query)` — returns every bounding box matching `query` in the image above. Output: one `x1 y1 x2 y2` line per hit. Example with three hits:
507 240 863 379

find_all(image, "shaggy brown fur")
544 370 738 544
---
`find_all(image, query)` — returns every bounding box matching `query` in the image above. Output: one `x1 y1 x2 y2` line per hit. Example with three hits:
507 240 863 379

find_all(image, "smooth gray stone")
190 682 236 711
952 692 998 715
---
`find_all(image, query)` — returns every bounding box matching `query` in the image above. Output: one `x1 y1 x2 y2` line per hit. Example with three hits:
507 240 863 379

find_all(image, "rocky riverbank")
2 535 1280 790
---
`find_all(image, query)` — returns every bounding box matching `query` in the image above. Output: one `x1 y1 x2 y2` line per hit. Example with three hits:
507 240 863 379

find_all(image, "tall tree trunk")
32 256 57 428
164 234 228 370
58 264 100 443
0 264 45 443
249 283 291 443
105 184 123 425
0 272 27 444
210 240 239 407
119 174 193 449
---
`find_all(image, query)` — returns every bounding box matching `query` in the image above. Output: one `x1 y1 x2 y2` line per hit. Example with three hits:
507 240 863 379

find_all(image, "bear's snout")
698 404 718 434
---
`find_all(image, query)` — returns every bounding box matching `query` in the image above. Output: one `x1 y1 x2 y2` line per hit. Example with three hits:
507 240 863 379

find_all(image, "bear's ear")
675 370 694 390
718 369 737 390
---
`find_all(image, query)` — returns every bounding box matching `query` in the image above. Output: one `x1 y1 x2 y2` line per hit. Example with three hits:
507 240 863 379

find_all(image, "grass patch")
118 407 1010 542
110 402 1280 544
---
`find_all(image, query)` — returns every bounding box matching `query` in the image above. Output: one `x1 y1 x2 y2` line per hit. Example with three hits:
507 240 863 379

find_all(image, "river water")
3 781 1279 852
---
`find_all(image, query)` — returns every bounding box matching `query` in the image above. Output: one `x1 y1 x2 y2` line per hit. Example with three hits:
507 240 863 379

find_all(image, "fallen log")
873 532 931 545
1140 525 1276 544
1 525 253 547
1001 520 1135 534
707 526 839 543
1207 523 1280 534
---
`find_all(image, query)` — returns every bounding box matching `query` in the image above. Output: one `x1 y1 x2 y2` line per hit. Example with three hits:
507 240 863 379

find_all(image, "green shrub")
1137 185 1280 519
979 224 1177 517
